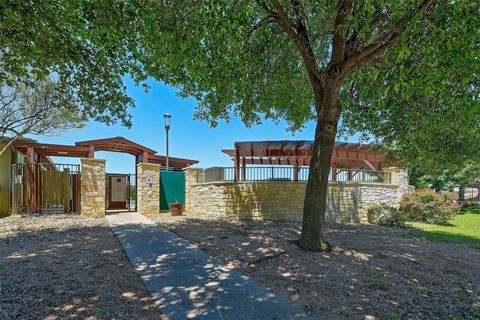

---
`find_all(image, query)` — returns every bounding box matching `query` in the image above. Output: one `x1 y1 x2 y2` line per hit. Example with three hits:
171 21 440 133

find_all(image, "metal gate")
106 173 136 212
128 174 137 212
159 171 185 210
11 163 81 214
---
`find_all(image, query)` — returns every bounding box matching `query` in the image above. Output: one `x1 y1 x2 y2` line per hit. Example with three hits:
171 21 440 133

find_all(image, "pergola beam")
12 136 198 170
225 140 388 171
223 140 387 171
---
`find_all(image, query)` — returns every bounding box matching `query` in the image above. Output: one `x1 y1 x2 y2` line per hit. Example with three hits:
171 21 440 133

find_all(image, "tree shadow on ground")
108 218 313 320
148 214 480 320
0 216 164 320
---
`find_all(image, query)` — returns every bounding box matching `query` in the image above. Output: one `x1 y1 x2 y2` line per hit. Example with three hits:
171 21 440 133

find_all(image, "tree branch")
0 126 32 156
247 15 279 38
255 0 278 17
341 0 436 76
268 0 323 81
329 0 353 74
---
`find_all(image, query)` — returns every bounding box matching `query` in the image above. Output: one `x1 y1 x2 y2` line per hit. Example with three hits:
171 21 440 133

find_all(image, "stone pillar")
80 158 106 217
137 163 160 214
184 167 203 212
384 167 414 203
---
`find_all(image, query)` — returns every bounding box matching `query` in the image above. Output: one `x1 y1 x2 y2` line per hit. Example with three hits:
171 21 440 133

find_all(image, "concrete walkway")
106 212 318 320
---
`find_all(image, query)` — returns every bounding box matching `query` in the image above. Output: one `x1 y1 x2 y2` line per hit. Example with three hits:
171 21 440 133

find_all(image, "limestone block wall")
80 158 106 217
137 163 160 214
185 168 203 212
184 168 412 223
384 167 415 202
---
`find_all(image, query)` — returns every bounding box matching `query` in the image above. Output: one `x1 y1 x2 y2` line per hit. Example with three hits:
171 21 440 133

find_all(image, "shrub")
367 205 406 227
399 189 461 224
462 201 480 209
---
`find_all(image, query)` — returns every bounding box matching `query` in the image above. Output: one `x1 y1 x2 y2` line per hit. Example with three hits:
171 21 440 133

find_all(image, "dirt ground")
146 212 480 320
0 214 165 320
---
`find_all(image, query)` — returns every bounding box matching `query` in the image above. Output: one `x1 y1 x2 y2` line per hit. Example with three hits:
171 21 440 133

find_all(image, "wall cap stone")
329 181 398 188
137 163 161 169
80 158 106 163
191 181 398 188
183 167 203 171
383 166 407 171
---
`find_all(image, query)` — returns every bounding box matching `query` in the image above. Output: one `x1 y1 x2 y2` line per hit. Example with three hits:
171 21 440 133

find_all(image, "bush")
367 205 406 227
461 201 480 209
399 189 461 224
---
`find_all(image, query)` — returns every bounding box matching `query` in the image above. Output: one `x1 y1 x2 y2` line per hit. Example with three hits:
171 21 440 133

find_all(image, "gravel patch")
146 212 480 320
0 214 165 320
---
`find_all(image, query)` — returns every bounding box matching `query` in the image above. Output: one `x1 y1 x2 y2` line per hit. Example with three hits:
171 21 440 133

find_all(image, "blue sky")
30 78 357 174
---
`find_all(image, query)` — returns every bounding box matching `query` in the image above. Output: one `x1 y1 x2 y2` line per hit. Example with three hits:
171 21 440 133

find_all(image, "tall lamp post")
163 113 171 171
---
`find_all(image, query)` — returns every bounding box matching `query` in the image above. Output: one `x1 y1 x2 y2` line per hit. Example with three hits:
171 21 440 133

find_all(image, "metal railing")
196 166 391 184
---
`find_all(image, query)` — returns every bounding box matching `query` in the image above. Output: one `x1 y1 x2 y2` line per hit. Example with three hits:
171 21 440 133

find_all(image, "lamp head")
163 113 171 129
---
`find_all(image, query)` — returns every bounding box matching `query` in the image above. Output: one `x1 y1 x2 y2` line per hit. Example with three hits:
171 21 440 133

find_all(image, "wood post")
88 145 95 158
293 162 299 181
241 157 246 181
234 147 240 181
142 151 149 164
27 146 34 164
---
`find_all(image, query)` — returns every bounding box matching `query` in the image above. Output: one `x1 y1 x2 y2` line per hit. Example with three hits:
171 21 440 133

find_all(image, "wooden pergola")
222 140 388 181
13 136 198 170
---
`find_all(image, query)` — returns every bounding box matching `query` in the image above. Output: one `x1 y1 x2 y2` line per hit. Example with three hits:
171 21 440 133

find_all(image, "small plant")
470 308 480 318
456 291 467 302
399 189 461 225
387 313 399 320
368 205 406 227
378 281 388 290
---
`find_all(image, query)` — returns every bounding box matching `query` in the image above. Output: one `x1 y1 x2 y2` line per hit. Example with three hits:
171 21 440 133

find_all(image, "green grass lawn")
408 208 480 248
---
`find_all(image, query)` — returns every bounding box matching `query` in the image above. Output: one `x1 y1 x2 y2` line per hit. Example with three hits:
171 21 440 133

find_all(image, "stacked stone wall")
80 159 106 217
184 168 412 223
137 163 160 214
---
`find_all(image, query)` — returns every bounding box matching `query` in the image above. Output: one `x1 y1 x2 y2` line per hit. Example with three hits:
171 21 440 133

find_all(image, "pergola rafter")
222 140 389 181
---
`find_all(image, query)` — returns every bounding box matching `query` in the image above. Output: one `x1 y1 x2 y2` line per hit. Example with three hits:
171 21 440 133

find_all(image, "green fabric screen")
159 171 185 210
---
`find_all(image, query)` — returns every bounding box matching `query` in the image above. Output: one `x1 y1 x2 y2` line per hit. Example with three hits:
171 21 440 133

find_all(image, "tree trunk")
297 82 341 251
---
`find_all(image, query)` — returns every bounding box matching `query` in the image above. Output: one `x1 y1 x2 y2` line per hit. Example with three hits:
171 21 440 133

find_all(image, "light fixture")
163 113 171 171
163 113 171 130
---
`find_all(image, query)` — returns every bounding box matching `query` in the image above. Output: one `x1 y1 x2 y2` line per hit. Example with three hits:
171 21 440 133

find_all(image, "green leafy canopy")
1 1 478 171
1 0 149 126
409 161 480 190
134 1 478 171
340 1 479 171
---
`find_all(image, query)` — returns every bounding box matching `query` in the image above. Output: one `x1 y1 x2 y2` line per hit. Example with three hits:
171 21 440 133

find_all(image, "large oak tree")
2 1 478 251
136 0 478 250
